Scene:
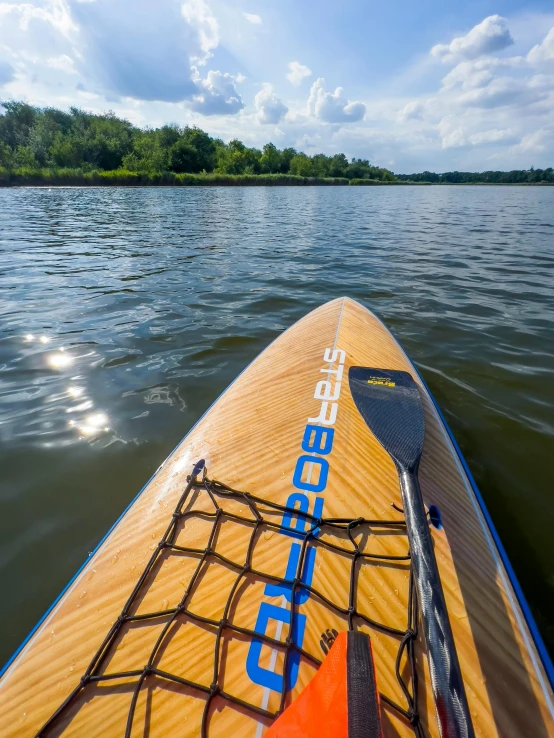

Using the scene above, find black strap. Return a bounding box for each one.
[347,631,382,738]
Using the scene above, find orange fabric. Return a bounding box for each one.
[265,632,348,738]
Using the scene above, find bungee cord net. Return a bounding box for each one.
[38,461,425,738]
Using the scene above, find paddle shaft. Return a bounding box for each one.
[398,468,475,738]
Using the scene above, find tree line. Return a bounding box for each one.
[396,169,554,184]
[0,101,552,184]
[0,101,395,181]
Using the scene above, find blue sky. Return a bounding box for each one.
[1,0,553,172]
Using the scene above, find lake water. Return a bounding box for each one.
[0,185,553,666]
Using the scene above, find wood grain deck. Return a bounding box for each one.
[1,297,552,737]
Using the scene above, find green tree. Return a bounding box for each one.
[216,139,261,174]
[169,139,201,173]
[289,153,314,177]
[328,153,348,178]
[157,125,182,150]
[0,141,13,168]
[122,131,168,173]
[164,126,217,173]
[182,127,216,171]
[49,131,84,168]
[51,108,133,170]
[280,147,297,173]
[28,108,72,166]
[260,143,283,173]
[310,154,332,177]
[82,111,133,170]
[0,101,37,149]
[14,145,39,168]
[346,158,371,179]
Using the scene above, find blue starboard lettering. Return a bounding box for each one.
[246,348,345,694]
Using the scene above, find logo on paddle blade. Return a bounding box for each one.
[367,376,395,387]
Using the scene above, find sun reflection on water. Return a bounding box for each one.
[69,413,110,437]
[66,400,93,413]
[21,332,112,444]
[47,351,74,370]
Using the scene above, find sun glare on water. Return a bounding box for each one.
[47,351,74,370]
[70,412,110,436]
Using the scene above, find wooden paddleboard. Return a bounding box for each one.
[1,297,553,737]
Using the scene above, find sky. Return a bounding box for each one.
[1,0,554,172]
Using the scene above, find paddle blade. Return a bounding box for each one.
[348,367,425,472]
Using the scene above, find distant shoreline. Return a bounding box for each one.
[1,171,553,188]
[2,103,553,188]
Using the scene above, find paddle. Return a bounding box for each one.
[349,367,475,738]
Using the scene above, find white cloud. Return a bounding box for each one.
[0,0,231,106]
[468,128,515,145]
[0,0,82,99]
[181,0,219,64]
[46,54,76,73]
[68,0,200,102]
[0,1,77,58]
[398,100,424,121]
[254,83,288,124]
[287,61,311,86]
[437,116,466,148]
[437,119,520,151]
[243,12,261,25]
[190,67,244,115]
[440,57,525,91]
[391,20,554,165]
[307,78,365,123]
[458,75,548,109]
[509,127,553,154]
[432,15,514,63]
[528,26,554,64]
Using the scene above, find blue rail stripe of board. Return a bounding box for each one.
[416,367,554,692]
